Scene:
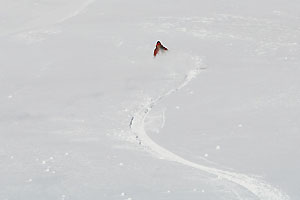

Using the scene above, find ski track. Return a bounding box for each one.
[57,0,95,23]
[1,0,95,38]
[130,56,290,200]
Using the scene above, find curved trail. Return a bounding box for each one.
[57,0,95,23]
[0,0,95,38]
[130,56,289,200]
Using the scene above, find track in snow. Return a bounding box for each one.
[130,56,289,200]
[57,0,95,23]
[1,0,95,39]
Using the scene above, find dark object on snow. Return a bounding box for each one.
[154,41,168,57]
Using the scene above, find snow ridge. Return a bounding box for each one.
[130,56,289,200]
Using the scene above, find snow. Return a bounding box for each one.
[1,0,300,200]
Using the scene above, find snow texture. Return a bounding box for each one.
[1,0,300,200]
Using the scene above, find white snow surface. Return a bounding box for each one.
[1,0,300,200]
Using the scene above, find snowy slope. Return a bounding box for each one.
[0,0,300,200]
